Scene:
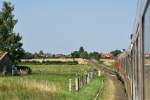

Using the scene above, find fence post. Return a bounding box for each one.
[98,70,101,76]
[83,74,86,85]
[89,72,92,80]
[91,72,94,79]
[94,71,97,78]
[84,71,87,85]
[75,78,79,91]
[69,79,72,92]
[87,73,90,84]
[80,76,83,88]
[78,78,81,89]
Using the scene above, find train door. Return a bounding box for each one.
[143,1,150,100]
[135,41,139,100]
[137,33,142,100]
[132,45,136,100]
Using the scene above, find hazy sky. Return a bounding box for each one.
[144,3,150,53]
[0,0,137,54]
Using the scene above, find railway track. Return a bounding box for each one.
[88,59,115,76]
[89,60,128,100]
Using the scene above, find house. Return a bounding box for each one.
[0,51,13,75]
[101,53,113,59]
[65,54,72,58]
[145,53,150,57]
[55,54,66,58]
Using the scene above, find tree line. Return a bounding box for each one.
[71,46,100,60]
[22,46,122,61]
[22,47,101,60]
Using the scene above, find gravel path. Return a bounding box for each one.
[89,60,128,100]
[100,74,128,100]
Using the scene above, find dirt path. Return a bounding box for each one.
[145,65,150,100]
[89,60,128,100]
[100,74,128,100]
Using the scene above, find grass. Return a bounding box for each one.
[145,65,150,100]
[20,61,78,65]
[99,77,115,100]
[145,57,150,59]
[29,64,90,75]
[103,62,114,70]
[0,64,104,100]
[67,76,104,100]
[0,78,58,100]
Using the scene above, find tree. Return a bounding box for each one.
[80,51,89,59]
[71,46,90,59]
[0,2,24,63]
[79,46,84,53]
[110,50,122,57]
[39,50,44,56]
[79,46,88,59]
[89,52,100,60]
[71,51,80,59]
[23,52,33,59]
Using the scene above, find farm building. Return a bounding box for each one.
[100,53,113,59]
[145,53,150,57]
[0,51,13,75]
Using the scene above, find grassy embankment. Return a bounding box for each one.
[0,64,104,100]
[145,58,150,100]
[101,59,114,70]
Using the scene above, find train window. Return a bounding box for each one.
[144,2,150,100]
[125,57,128,75]
[136,36,140,99]
[127,56,131,78]
[123,58,125,70]
[131,46,136,100]
[125,57,128,74]
[123,58,125,72]
[121,59,124,69]
[121,58,124,69]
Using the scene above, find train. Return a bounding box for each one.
[115,0,150,100]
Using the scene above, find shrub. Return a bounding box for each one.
[16,66,32,74]
[20,61,78,65]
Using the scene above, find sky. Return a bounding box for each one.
[0,0,137,54]
[144,3,150,53]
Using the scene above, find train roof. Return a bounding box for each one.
[118,0,149,60]
[132,0,149,34]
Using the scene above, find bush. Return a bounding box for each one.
[16,66,32,74]
[20,61,78,65]
[115,71,124,84]
[145,56,150,59]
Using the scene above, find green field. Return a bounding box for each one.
[0,64,104,100]
[103,62,114,70]
[145,65,150,100]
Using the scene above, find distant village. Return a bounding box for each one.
[1,47,150,76]
[0,49,114,75]
[22,51,113,59]
[21,51,114,65]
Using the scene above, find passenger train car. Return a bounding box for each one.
[115,0,150,100]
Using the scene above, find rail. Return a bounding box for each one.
[88,60,115,75]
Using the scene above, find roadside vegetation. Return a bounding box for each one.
[145,56,150,59]
[0,64,104,100]
[103,61,114,70]
[20,61,78,65]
